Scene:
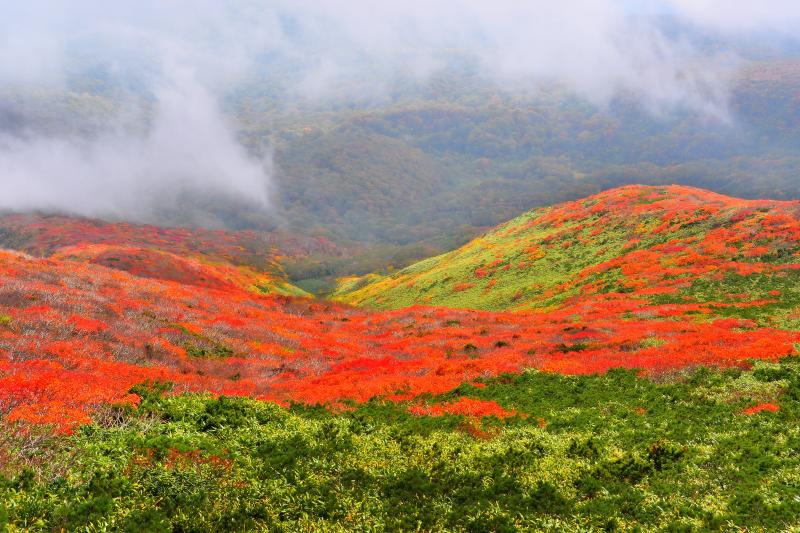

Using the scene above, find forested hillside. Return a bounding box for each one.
[256,60,800,247]
[6,60,800,258]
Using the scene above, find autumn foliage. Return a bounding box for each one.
[742,402,780,415]
[1,185,800,432]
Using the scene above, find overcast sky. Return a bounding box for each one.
[3,1,798,103]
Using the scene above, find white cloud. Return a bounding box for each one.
[0,71,271,220]
[0,0,797,219]
[0,0,740,109]
[664,0,800,33]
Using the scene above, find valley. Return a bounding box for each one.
[2,186,800,529]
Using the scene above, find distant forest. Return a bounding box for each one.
[5,58,800,286]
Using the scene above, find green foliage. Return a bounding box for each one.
[169,322,237,359]
[183,342,233,359]
[4,359,800,530]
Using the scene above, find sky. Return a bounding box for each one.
[0,0,798,222]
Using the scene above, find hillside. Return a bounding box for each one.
[245,59,800,248]
[3,188,800,529]
[5,239,797,428]
[0,214,335,296]
[10,60,800,254]
[334,185,800,325]
[1,186,798,428]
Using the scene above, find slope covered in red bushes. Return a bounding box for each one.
[0,214,340,295]
[1,185,800,432]
[0,214,341,264]
[335,185,800,320]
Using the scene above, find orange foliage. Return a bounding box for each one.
[742,402,780,415]
[409,397,517,418]
[2,186,800,431]
[69,315,108,333]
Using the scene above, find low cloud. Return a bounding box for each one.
[664,0,800,34]
[0,71,271,221]
[0,1,798,221]
[0,1,756,111]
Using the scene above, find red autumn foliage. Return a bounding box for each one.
[742,403,780,415]
[1,242,796,431]
[1,185,800,431]
[408,397,517,418]
[0,213,342,265]
[69,315,108,333]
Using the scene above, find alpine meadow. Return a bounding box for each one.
[4,2,800,532]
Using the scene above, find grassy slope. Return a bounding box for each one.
[334,185,800,326]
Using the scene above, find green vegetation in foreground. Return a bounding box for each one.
[3,359,800,531]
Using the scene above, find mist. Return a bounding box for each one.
[0,72,271,223]
[665,1,800,34]
[1,1,798,222]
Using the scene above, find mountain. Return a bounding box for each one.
[10,59,800,255]
[334,185,800,325]
[2,185,798,430]
[253,58,800,247]
[3,186,800,530]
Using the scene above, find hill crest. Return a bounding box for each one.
[333,184,800,323]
